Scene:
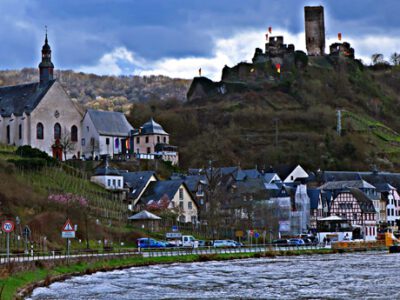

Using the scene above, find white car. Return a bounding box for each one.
[213,240,237,247]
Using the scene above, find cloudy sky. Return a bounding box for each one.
[1,0,400,80]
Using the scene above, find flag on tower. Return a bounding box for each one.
[338,33,342,41]
[268,26,272,34]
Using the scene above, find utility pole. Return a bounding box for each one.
[273,118,279,147]
[336,109,342,136]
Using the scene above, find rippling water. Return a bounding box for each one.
[29,252,400,299]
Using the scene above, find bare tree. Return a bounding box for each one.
[59,128,76,160]
[371,53,384,65]
[390,52,400,66]
[90,137,100,160]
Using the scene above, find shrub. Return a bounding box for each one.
[8,158,47,170]
[15,145,57,165]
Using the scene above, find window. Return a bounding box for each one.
[147,147,151,154]
[81,138,85,146]
[112,179,116,187]
[388,208,391,216]
[86,126,89,132]
[200,198,204,205]
[145,136,149,143]
[106,138,110,145]
[118,179,121,187]
[179,201,184,209]
[191,216,197,224]
[157,136,160,143]
[108,179,111,187]
[163,136,167,143]
[136,137,140,144]
[179,188,184,200]
[19,124,22,140]
[188,201,193,210]
[71,125,78,142]
[36,123,44,140]
[6,125,10,144]
[54,123,61,139]
[179,215,185,223]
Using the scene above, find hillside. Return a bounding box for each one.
[0,68,191,113]
[128,56,400,171]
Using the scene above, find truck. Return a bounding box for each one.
[165,232,199,248]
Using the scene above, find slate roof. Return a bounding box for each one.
[319,180,376,191]
[0,80,55,117]
[122,171,156,200]
[94,166,121,176]
[86,109,133,136]
[140,180,197,207]
[170,174,207,193]
[307,189,321,210]
[322,171,362,182]
[268,164,297,181]
[347,188,376,213]
[139,118,168,135]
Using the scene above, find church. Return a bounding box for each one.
[0,34,179,164]
[0,34,83,160]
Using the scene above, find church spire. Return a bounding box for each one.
[39,26,54,85]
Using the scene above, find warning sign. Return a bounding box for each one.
[62,219,75,239]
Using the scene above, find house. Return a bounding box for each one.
[139,180,199,223]
[81,109,133,159]
[90,163,124,190]
[122,171,158,211]
[270,164,309,183]
[132,118,179,165]
[319,180,378,240]
[0,34,83,160]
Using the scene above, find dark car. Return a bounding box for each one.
[272,239,289,246]
[137,238,166,248]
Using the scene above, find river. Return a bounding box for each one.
[28,252,400,299]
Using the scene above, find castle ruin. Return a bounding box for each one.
[305,6,325,56]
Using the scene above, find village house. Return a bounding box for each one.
[122,171,158,211]
[0,34,83,160]
[139,180,199,223]
[318,180,378,240]
[90,163,125,190]
[132,118,179,165]
[81,109,133,160]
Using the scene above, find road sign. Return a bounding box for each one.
[172,225,178,232]
[2,220,15,233]
[254,232,260,238]
[62,231,76,238]
[23,226,31,238]
[235,230,244,238]
[166,232,182,239]
[62,219,75,239]
[62,219,74,232]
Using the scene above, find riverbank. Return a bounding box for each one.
[0,248,371,300]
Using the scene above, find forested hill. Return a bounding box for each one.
[0,68,191,113]
[128,57,400,172]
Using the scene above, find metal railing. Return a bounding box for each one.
[0,243,334,265]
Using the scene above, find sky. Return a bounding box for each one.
[1,0,400,80]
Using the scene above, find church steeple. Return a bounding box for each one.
[39,27,54,85]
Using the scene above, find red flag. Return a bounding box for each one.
[338,33,342,41]
[268,26,272,34]
[276,63,281,73]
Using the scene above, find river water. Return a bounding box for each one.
[29,252,400,299]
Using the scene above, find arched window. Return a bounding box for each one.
[71,125,78,142]
[37,123,44,140]
[54,123,61,140]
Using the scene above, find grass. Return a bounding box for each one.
[0,248,337,300]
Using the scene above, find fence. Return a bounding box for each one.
[0,244,327,265]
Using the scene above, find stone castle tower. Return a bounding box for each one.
[305,6,325,56]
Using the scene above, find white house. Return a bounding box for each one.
[139,180,199,223]
[81,109,133,159]
[90,164,125,190]
[0,34,83,160]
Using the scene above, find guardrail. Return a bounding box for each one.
[0,244,330,265]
